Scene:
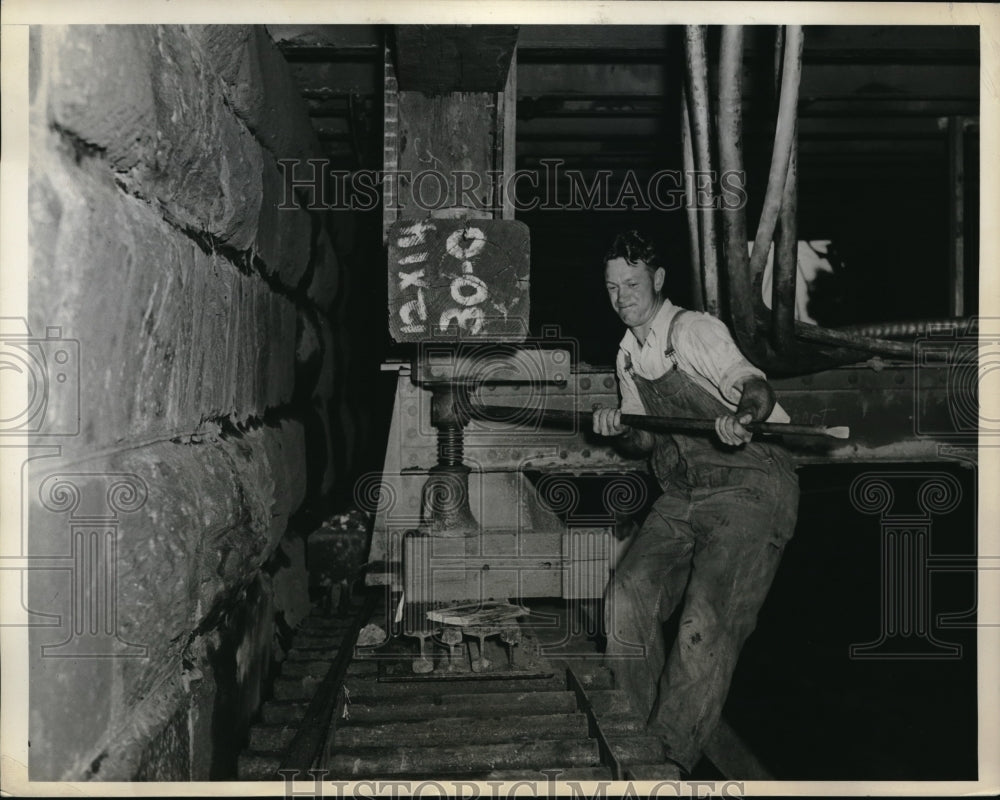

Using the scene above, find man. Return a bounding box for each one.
[593,230,799,773]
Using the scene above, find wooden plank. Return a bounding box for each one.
[426,600,529,627]
[625,763,682,780]
[393,25,519,93]
[268,24,382,59]
[794,24,978,60]
[343,677,566,701]
[518,63,666,97]
[289,61,380,96]
[326,738,600,776]
[336,713,591,748]
[488,766,613,780]
[516,25,669,55]
[402,529,577,603]
[798,63,979,100]
[395,91,499,216]
[387,218,530,342]
[516,62,975,101]
[500,48,518,220]
[343,691,580,723]
[703,716,774,780]
[518,116,664,138]
[798,98,978,117]
[518,96,665,119]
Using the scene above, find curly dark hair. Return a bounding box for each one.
[604,230,659,269]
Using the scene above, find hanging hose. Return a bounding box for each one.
[684,26,720,317]
[680,85,704,311]
[696,24,927,372]
[717,25,756,352]
[794,323,915,358]
[747,26,803,289]
[772,137,798,355]
[771,27,798,355]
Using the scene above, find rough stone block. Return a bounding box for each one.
[247,27,327,162]
[295,309,321,370]
[255,153,314,289]
[256,421,309,549]
[272,535,311,630]
[196,25,324,163]
[306,226,341,310]
[46,25,263,250]
[26,420,305,779]
[28,136,296,446]
[134,705,190,780]
[309,313,338,496]
[189,25,258,117]
[28,643,116,780]
[43,25,156,172]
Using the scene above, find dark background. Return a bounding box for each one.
[727,461,978,781]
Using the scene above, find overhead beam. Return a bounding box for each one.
[268,24,382,60]
[290,61,380,97]
[392,25,519,93]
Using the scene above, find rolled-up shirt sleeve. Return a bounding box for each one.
[616,349,645,415]
[673,313,766,404]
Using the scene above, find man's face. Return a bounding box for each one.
[605,257,664,328]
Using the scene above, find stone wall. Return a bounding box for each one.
[25,25,359,780]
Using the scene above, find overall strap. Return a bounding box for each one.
[664,309,689,356]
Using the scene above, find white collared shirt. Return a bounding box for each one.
[616,298,790,423]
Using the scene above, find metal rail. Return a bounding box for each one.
[278,591,379,776]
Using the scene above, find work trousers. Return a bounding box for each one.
[604,463,798,771]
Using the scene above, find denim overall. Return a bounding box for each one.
[604,313,799,771]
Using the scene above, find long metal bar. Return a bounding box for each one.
[835,317,972,339]
[278,592,378,776]
[468,403,849,439]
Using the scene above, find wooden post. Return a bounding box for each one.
[384,26,519,237]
